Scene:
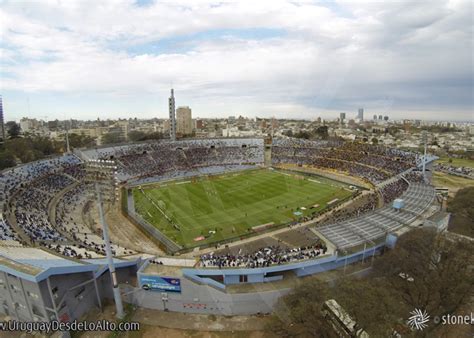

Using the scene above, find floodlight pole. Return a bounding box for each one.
[96,181,125,319]
[371,245,376,266]
[343,250,348,274]
[422,131,427,182]
[361,242,367,263]
[65,122,71,153]
[88,159,125,320]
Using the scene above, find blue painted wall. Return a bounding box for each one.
[182,243,386,287]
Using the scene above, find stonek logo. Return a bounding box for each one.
[407,308,430,330]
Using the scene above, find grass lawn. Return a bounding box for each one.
[436,157,474,169]
[133,169,352,248]
[432,171,474,196]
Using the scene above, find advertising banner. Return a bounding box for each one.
[140,275,181,292]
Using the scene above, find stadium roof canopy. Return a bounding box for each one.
[0,246,139,283]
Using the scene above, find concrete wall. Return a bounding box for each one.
[0,265,137,322]
[129,244,385,315]
[47,271,99,322]
[0,272,49,321]
[124,277,288,315]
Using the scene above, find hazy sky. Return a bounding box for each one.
[1,0,473,122]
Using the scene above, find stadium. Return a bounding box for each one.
[0,137,440,321]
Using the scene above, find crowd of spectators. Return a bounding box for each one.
[43,243,95,259]
[318,193,378,226]
[434,163,473,178]
[83,139,264,180]
[0,155,81,206]
[0,138,427,265]
[272,138,416,184]
[200,243,328,268]
[403,171,425,183]
[13,173,77,243]
[79,138,418,186]
[0,152,139,259]
[0,219,17,241]
[378,179,409,204]
[55,183,135,257]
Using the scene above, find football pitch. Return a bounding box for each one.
[132,169,353,248]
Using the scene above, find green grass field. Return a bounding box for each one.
[437,157,474,169]
[433,171,474,195]
[132,169,353,248]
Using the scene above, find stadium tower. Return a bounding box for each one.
[168,89,177,141]
[0,96,5,142]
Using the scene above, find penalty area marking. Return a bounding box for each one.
[175,181,191,185]
[309,179,321,183]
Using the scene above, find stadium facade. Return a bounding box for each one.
[0,137,441,320]
[0,246,139,322]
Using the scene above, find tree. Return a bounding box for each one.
[0,149,16,170]
[6,137,41,163]
[48,119,59,131]
[128,130,146,142]
[334,277,406,336]
[68,133,96,148]
[33,136,58,156]
[386,126,400,136]
[371,137,378,145]
[447,187,474,237]
[373,228,474,334]
[315,126,329,140]
[294,130,311,139]
[4,136,61,163]
[270,228,473,337]
[268,279,335,337]
[144,132,165,140]
[5,121,21,138]
[101,132,124,145]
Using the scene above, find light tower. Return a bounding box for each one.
[65,120,71,153]
[168,89,176,141]
[0,96,5,142]
[85,160,124,319]
[422,131,428,182]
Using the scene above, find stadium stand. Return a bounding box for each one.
[271,138,417,184]
[1,138,435,263]
[0,137,442,320]
[317,183,435,249]
[78,138,265,181]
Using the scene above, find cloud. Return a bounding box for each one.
[0,0,472,121]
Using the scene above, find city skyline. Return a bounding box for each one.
[1,0,472,122]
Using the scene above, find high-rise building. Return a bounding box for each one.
[116,120,130,140]
[358,108,364,121]
[176,106,193,135]
[340,112,346,124]
[168,89,176,141]
[195,119,204,130]
[0,96,5,142]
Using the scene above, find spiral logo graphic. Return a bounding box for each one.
[407,309,430,330]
